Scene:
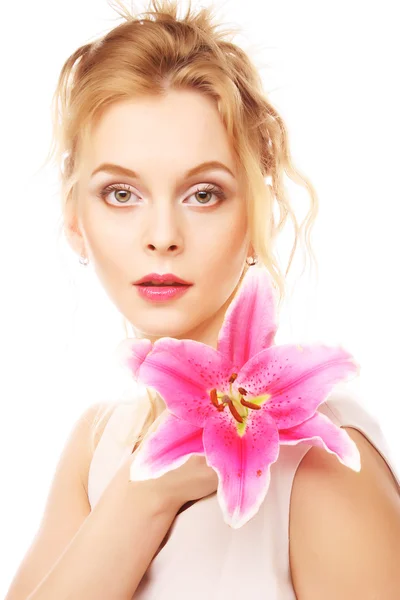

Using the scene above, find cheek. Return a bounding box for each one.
[81,208,136,264]
[193,204,248,250]
[194,211,248,284]
[211,210,248,259]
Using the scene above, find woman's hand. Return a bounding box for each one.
[130,411,219,513]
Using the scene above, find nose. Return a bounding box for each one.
[143,201,184,258]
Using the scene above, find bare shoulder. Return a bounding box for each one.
[289,427,400,599]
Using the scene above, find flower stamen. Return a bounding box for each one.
[210,388,219,408]
[240,398,262,410]
[238,386,248,395]
[227,399,244,423]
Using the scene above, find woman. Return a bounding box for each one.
[6,1,400,598]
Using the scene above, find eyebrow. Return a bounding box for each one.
[90,160,236,180]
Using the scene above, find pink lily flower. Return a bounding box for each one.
[117,267,361,529]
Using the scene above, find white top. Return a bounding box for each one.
[88,386,400,599]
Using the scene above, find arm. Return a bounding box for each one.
[28,457,178,600]
[289,426,400,599]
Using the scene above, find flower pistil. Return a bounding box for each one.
[209,372,270,426]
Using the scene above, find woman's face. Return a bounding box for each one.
[73,89,251,348]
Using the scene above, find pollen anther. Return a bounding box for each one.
[210,388,219,408]
[240,398,261,410]
[228,400,244,423]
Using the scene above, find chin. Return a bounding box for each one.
[131,311,201,341]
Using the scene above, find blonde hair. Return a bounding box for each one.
[42,0,320,454]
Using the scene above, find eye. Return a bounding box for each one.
[98,183,139,206]
[185,184,227,206]
[97,182,227,207]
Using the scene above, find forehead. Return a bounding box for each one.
[83,89,237,176]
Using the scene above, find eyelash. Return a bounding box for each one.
[97,183,227,207]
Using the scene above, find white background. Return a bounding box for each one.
[1,0,399,595]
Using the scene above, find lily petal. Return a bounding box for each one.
[115,337,153,379]
[279,410,361,471]
[137,337,233,428]
[217,267,278,370]
[202,408,280,529]
[130,410,204,481]
[236,343,360,429]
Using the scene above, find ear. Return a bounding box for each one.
[63,199,86,259]
[246,242,256,259]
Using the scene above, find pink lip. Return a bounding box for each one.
[135,284,191,303]
[134,272,192,285]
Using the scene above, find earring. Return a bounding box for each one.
[246,255,258,266]
[79,254,89,266]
